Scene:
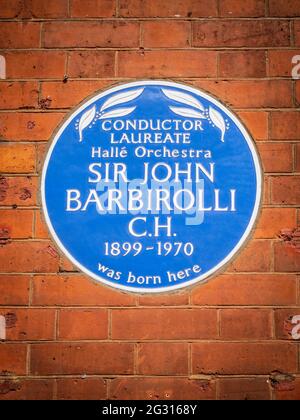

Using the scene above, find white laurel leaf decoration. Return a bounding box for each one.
[99,107,136,119]
[78,105,96,142]
[209,107,226,142]
[162,89,205,112]
[100,88,144,112]
[169,106,206,119]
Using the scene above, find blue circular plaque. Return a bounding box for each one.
[42,81,262,293]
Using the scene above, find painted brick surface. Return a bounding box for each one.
[0,0,299,401]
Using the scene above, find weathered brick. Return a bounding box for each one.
[191,274,297,306]
[193,20,290,47]
[219,0,265,17]
[23,0,68,18]
[220,309,273,340]
[0,379,53,400]
[32,274,136,306]
[31,343,134,375]
[119,0,218,17]
[269,0,300,17]
[137,343,188,375]
[143,21,190,48]
[237,112,268,140]
[0,82,38,110]
[138,292,189,306]
[271,112,300,140]
[0,0,23,18]
[269,50,300,77]
[5,52,66,79]
[111,309,217,340]
[58,309,108,340]
[44,22,140,48]
[274,378,300,400]
[118,51,217,78]
[0,275,30,305]
[254,208,297,239]
[34,211,50,239]
[219,51,267,78]
[0,242,59,273]
[0,176,38,206]
[0,144,36,173]
[274,309,300,340]
[0,22,40,49]
[295,143,300,172]
[192,343,297,375]
[57,378,107,400]
[0,113,64,141]
[0,344,27,375]
[228,240,272,272]
[274,242,300,272]
[0,209,33,239]
[70,0,116,17]
[218,378,271,400]
[0,308,55,340]
[258,143,293,173]
[68,52,115,78]
[272,176,300,205]
[109,378,216,400]
[295,22,300,46]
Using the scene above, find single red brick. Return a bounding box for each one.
[111,308,217,340]
[263,177,271,205]
[0,176,38,206]
[192,343,297,375]
[228,240,272,272]
[269,0,300,17]
[295,143,300,171]
[0,144,36,173]
[295,22,300,46]
[191,274,297,306]
[138,292,189,306]
[5,51,66,79]
[41,81,113,109]
[0,22,40,49]
[31,343,134,375]
[0,82,38,110]
[219,0,265,17]
[237,111,268,140]
[57,378,107,400]
[0,308,55,340]
[0,209,33,239]
[0,344,27,375]
[220,309,273,340]
[44,22,140,48]
[32,274,136,306]
[272,176,300,205]
[23,0,68,18]
[0,379,53,400]
[68,52,115,78]
[59,256,78,273]
[36,143,47,174]
[0,241,59,273]
[219,51,266,78]
[193,80,291,109]
[269,50,300,77]
[109,377,216,400]
[138,343,188,375]
[119,0,218,17]
[58,309,108,340]
[271,112,300,140]
[218,378,271,400]
[193,20,290,47]
[274,309,300,340]
[258,143,293,173]
[0,0,23,18]
[70,0,116,17]
[274,378,300,400]
[143,21,190,48]
[34,211,50,239]
[0,112,64,141]
[118,51,217,78]
[0,275,30,305]
[274,242,300,272]
[254,208,297,239]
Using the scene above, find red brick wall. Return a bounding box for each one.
[0,0,300,400]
